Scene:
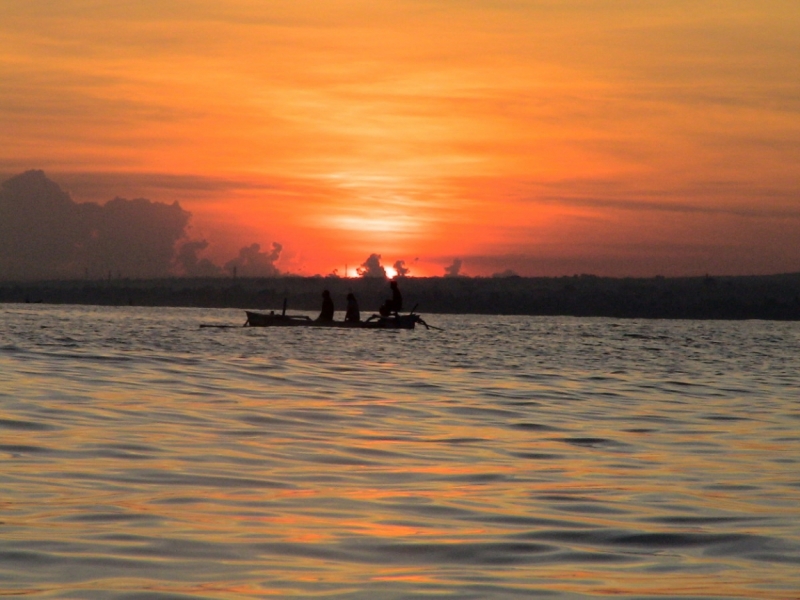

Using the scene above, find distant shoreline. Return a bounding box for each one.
[3,273,800,320]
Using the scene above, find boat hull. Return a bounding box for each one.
[245,311,418,329]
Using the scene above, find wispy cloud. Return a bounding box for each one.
[1,1,798,276]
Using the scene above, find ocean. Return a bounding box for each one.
[1,304,799,599]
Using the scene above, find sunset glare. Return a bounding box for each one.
[1,1,798,278]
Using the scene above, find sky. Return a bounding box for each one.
[1,0,799,278]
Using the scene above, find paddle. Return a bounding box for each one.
[408,304,443,330]
[418,318,444,331]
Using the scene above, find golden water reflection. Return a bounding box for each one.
[1,306,799,598]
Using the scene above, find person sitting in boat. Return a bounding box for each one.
[378,280,403,317]
[317,290,334,322]
[345,292,360,322]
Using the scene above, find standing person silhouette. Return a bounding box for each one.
[317,290,334,322]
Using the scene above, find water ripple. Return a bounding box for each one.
[1,305,799,598]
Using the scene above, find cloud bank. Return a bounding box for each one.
[0,171,282,281]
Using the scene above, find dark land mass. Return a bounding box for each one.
[3,273,800,320]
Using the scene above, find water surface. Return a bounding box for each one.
[1,304,799,598]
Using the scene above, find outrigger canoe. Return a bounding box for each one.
[244,311,431,330]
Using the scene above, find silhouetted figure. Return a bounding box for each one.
[317,290,334,321]
[379,280,403,317]
[345,292,360,322]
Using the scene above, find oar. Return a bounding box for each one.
[407,304,443,330]
[418,318,444,331]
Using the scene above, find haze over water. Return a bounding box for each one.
[1,304,799,599]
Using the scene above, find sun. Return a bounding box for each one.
[385,266,398,279]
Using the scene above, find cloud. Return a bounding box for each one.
[224,242,283,277]
[0,170,286,281]
[536,193,800,219]
[444,258,463,277]
[393,259,410,277]
[0,170,190,280]
[49,171,280,206]
[176,240,223,277]
[84,196,191,279]
[357,253,387,278]
[0,170,88,280]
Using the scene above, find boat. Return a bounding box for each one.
[244,311,431,330]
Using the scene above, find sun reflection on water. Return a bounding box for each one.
[1,305,799,598]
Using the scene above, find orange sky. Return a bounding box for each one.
[1,1,798,277]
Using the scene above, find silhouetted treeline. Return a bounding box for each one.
[3,273,800,320]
